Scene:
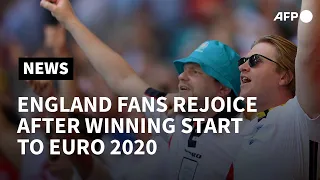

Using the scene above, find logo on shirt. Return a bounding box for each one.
[185,149,202,159]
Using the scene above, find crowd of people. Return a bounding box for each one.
[0,0,302,106]
[0,0,319,180]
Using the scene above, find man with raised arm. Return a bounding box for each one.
[167,2,320,180]
[30,0,250,180]
[35,0,320,179]
[227,2,320,179]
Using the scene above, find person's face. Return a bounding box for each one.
[239,42,283,100]
[178,63,226,100]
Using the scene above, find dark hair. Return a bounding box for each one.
[252,35,297,96]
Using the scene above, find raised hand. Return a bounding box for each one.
[40,0,77,29]
[26,80,55,98]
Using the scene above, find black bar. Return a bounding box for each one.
[18,57,74,80]
[309,140,318,180]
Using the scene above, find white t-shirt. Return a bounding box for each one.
[143,93,249,180]
[234,96,320,180]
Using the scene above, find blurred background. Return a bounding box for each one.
[0,0,302,107]
[0,0,317,180]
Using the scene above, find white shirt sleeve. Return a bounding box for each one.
[290,96,320,142]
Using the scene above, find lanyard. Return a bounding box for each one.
[256,104,285,122]
[257,109,271,122]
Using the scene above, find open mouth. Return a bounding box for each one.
[179,85,190,91]
[241,76,252,84]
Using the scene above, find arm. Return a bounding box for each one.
[28,26,144,179]
[40,0,149,99]
[296,0,320,119]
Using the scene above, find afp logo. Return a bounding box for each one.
[274,10,313,23]
[19,57,74,80]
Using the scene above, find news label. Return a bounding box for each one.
[18,57,74,80]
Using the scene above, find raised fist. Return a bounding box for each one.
[40,0,76,28]
[26,80,55,98]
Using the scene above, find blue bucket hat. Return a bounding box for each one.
[173,40,241,96]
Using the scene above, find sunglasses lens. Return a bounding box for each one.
[238,58,246,66]
[249,55,260,67]
[239,55,263,67]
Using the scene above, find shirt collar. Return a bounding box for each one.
[244,104,285,121]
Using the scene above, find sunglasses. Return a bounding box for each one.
[238,54,279,67]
